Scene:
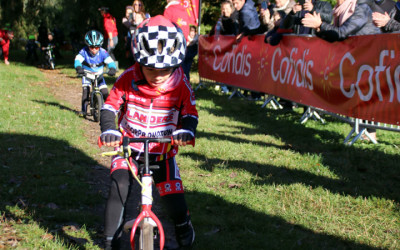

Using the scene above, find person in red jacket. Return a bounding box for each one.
[99,7,119,62]
[163,0,192,41]
[99,15,197,249]
[0,29,14,65]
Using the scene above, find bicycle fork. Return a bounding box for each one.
[130,174,165,250]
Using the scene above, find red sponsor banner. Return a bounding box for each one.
[198,34,400,125]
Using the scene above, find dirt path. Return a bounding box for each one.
[39,68,178,249]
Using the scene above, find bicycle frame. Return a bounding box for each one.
[83,71,103,100]
[99,136,173,250]
[124,137,169,250]
[81,71,104,122]
[43,45,55,69]
[98,135,194,249]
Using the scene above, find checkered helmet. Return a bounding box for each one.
[85,30,104,47]
[132,15,186,69]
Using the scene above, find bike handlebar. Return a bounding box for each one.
[126,137,172,144]
[97,136,173,148]
[77,72,114,78]
[97,136,194,149]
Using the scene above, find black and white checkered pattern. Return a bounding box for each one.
[133,25,186,68]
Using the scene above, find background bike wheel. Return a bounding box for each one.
[50,60,55,70]
[92,94,103,122]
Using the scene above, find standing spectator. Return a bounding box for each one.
[264,0,332,110]
[99,7,119,64]
[25,35,39,65]
[372,0,400,32]
[182,25,199,81]
[122,5,136,60]
[302,0,381,141]
[37,23,48,48]
[210,0,239,36]
[233,0,264,42]
[164,0,198,82]
[260,0,296,33]
[0,29,14,65]
[302,0,381,41]
[209,0,239,94]
[132,0,150,24]
[122,1,150,62]
[232,0,264,100]
[283,0,333,35]
[52,25,64,58]
[164,0,192,41]
[37,23,49,67]
[70,25,81,54]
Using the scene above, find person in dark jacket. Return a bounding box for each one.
[372,0,400,32]
[284,0,333,35]
[302,0,381,141]
[210,0,239,36]
[265,0,333,45]
[301,0,381,42]
[233,0,264,41]
[233,0,265,100]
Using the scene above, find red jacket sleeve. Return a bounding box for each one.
[0,30,10,60]
[179,77,198,133]
[103,14,118,38]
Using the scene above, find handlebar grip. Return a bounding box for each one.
[97,136,123,148]
[98,137,103,148]
[170,136,195,147]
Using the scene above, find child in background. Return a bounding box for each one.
[74,30,117,116]
[99,15,198,249]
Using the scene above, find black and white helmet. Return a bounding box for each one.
[132,15,186,69]
[84,30,104,47]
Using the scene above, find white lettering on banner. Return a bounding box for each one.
[271,48,313,90]
[212,44,252,76]
[339,50,400,102]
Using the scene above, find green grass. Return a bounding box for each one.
[1,51,399,249]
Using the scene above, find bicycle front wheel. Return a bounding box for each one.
[140,220,154,250]
[49,59,55,70]
[92,93,103,122]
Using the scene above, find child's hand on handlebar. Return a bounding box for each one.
[108,68,117,76]
[172,129,194,146]
[76,66,84,75]
[100,130,122,147]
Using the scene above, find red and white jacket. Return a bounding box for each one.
[0,29,11,60]
[102,13,118,39]
[101,63,198,159]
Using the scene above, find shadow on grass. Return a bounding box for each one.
[0,133,379,249]
[33,100,79,114]
[187,190,378,249]
[32,100,101,124]
[194,88,400,203]
[0,133,109,249]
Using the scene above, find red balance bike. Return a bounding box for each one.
[99,136,190,249]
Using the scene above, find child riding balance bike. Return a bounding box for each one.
[98,15,198,249]
[74,30,117,117]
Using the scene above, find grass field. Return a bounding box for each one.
[0,52,399,249]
